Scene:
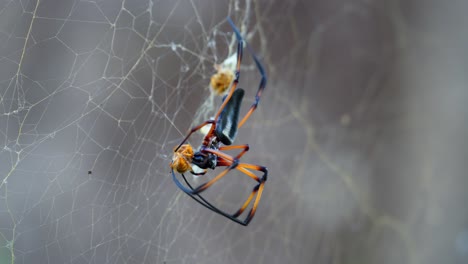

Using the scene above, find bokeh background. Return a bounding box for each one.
[1,0,467,263]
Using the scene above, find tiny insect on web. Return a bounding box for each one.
[210,53,237,96]
[170,17,267,226]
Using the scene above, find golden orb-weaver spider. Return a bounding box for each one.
[170,17,267,226]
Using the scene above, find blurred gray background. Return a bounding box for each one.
[1,0,467,263]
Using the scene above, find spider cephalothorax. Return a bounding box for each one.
[192,151,217,171]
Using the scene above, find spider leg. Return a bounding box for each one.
[174,147,268,225]
[197,161,267,225]
[237,70,266,128]
[236,45,266,128]
[219,144,250,159]
[232,184,258,218]
[175,171,252,226]
[192,161,236,193]
[213,18,244,122]
[172,160,267,226]
[226,17,267,129]
[175,120,215,152]
[195,147,261,191]
[234,163,268,224]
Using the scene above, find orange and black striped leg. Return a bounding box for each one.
[172,159,267,226]
[233,163,268,224]
[232,184,259,218]
[226,17,267,129]
[236,54,266,128]
[201,149,267,224]
[176,171,252,226]
[191,159,238,193]
[211,162,267,224]
[195,147,259,191]
[219,144,250,159]
[237,72,266,128]
[175,120,215,151]
[214,18,244,122]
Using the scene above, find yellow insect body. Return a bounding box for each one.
[210,67,234,95]
[170,144,194,174]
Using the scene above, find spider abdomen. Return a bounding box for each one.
[216,88,244,145]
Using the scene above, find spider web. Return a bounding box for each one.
[1,0,468,263]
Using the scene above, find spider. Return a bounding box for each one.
[170,17,267,226]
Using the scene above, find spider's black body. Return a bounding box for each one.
[215,88,244,145]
